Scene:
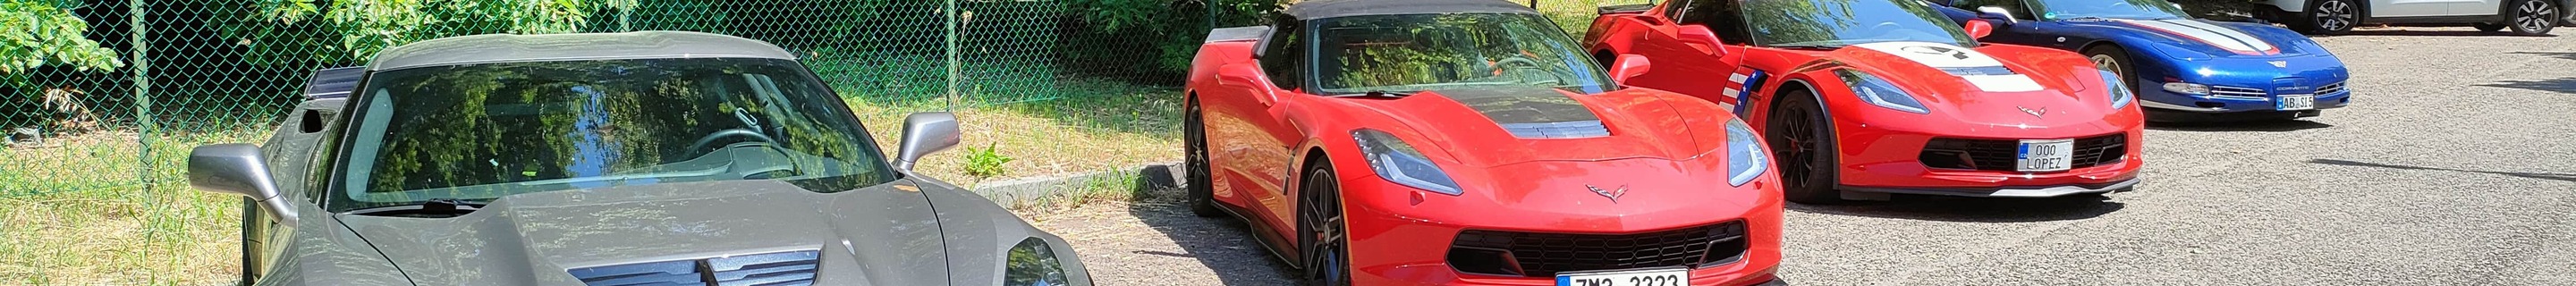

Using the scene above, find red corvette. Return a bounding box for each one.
[1182,0,1785,285]
[1583,0,2146,204]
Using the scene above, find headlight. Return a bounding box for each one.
[2100,70,2134,109]
[1004,238,1074,286]
[1352,129,1464,196]
[1835,70,1930,114]
[1722,118,1768,187]
[2161,82,2208,95]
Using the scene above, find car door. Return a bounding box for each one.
[1621,0,1748,105]
[1205,16,1307,237]
[2373,0,2457,17]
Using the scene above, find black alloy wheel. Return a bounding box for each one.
[1297,166,1352,286]
[1185,98,1224,217]
[1766,89,1848,204]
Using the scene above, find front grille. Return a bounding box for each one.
[2209,85,2268,97]
[1919,134,2127,172]
[2313,81,2346,95]
[1447,221,1750,277]
[570,250,821,286]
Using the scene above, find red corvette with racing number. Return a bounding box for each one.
[1583,0,2146,204]
[1181,0,1786,285]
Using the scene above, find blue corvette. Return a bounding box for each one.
[1933,0,2353,122]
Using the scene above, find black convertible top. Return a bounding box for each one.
[1284,0,1539,21]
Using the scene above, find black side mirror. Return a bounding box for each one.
[190,144,298,225]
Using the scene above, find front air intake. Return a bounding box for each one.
[569,249,821,286]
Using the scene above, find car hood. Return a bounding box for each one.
[333,180,953,286]
[1339,86,1733,168]
[1825,41,2123,126]
[2058,19,2332,59]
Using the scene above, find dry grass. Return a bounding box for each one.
[844,79,1185,189]
[2,130,262,285]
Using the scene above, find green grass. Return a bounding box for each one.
[843,78,1184,189]
[1,130,264,285]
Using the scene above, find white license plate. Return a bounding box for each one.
[1555,267,1690,286]
[2276,95,2315,111]
[2017,139,2074,172]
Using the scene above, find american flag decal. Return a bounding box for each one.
[1718,68,1769,117]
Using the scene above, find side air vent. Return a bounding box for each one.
[569,249,821,286]
[1499,121,1610,139]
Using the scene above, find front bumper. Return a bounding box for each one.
[1826,105,2146,198]
[1335,158,1786,286]
[1842,176,2140,198]
[2138,88,2351,114]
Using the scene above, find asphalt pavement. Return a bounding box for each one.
[1026,26,2576,285]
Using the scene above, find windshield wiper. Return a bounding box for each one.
[1333,90,1416,98]
[345,198,487,216]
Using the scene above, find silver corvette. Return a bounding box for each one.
[191,31,1092,286]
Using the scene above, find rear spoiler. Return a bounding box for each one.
[1206,26,1271,43]
[301,66,364,99]
[1597,4,1653,14]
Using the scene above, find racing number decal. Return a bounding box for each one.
[1720,67,1769,117]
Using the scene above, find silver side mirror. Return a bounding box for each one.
[894,112,962,172]
[190,143,297,225]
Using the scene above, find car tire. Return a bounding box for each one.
[2290,0,2362,35]
[1295,164,1352,286]
[2509,0,2561,35]
[1184,97,1224,217]
[2083,45,2137,91]
[1766,88,1849,205]
[237,198,259,286]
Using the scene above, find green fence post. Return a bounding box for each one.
[128,0,154,191]
[946,0,962,111]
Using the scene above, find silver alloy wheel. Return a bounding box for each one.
[2317,0,2356,31]
[2520,0,2558,32]
[2090,55,2123,72]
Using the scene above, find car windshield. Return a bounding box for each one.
[332,57,896,211]
[1310,13,1616,95]
[1742,0,1974,48]
[2030,0,2190,20]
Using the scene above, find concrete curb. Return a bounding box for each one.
[969,161,1182,206]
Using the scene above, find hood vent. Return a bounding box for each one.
[1499,121,1611,139]
[570,250,821,286]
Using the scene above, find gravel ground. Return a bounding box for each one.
[1026,27,2576,285]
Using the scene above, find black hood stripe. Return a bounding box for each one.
[1429,87,1609,139]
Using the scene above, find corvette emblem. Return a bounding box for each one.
[1899,46,1972,60]
[1584,184,1628,203]
[2019,106,2046,118]
[2268,61,2288,68]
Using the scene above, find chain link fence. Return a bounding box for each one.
[1,0,1641,282]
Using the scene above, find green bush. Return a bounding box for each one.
[963,143,1015,178]
[1062,0,1281,82]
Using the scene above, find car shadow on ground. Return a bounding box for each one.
[2308,158,2576,183]
[2476,77,2576,95]
[1121,175,1303,285]
[2508,51,2576,62]
[1788,194,2126,223]
[2147,120,2334,132]
[2334,29,2557,37]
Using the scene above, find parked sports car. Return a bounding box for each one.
[1586,0,2144,204]
[196,31,1089,286]
[1181,0,1787,284]
[2255,0,2561,35]
[1932,0,2354,122]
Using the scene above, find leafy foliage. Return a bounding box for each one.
[1063,0,1282,80]
[228,0,637,63]
[0,0,123,74]
[962,143,1013,178]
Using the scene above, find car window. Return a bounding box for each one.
[1676,0,1757,44]
[2026,0,2188,21]
[328,57,898,212]
[1309,13,1617,95]
[1259,16,1306,90]
[1741,0,1977,48]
